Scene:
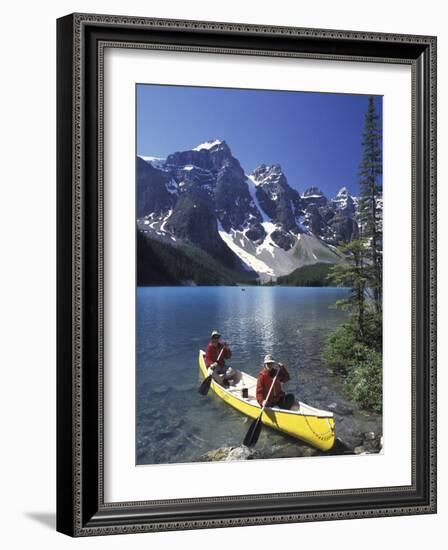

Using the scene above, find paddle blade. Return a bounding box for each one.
[243,415,263,447]
[198,375,212,396]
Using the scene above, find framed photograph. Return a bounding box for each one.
[56,13,437,536]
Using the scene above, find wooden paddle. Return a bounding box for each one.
[243,367,280,448]
[198,346,225,396]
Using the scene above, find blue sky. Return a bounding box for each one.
[136,84,382,198]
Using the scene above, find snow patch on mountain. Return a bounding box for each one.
[218,220,341,281]
[219,231,276,276]
[193,140,223,151]
[246,174,270,222]
[165,178,179,195]
[139,156,167,170]
[218,222,275,276]
[160,210,173,232]
[257,222,280,257]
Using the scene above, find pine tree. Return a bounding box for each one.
[357,96,383,314]
[327,239,370,338]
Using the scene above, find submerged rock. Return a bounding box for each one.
[331,438,352,455]
[200,447,231,461]
[327,402,354,416]
[155,430,172,441]
[343,435,363,450]
[300,446,319,458]
[200,445,259,462]
[362,432,381,452]
[225,446,255,461]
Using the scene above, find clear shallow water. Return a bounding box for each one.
[136,286,382,464]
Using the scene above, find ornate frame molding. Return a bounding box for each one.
[57,12,437,537]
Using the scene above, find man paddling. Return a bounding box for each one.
[256,355,299,410]
[205,330,234,387]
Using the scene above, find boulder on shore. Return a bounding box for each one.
[200,445,258,462]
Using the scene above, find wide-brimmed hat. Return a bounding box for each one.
[263,354,276,364]
[210,330,221,339]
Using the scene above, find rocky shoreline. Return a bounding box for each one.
[198,429,383,462]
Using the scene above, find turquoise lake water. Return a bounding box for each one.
[136,286,381,464]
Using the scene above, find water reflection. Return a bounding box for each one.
[136,286,381,465]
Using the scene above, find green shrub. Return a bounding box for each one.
[359,311,382,353]
[322,323,371,374]
[345,349,382,413]
[322,318,382,412]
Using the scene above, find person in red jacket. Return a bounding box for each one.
[205,330,234,387]
[256,355,299,410]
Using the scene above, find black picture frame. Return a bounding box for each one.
[56,13,437,537]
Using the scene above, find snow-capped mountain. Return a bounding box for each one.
[137,140,360,280]
[331,186,356,216]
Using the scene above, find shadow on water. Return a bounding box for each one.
[136,286,382,465]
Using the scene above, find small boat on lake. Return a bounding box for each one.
[198,350,335,451]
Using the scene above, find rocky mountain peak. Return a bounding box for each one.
[249,163,302,237]
[336,186,350,197]
[251,163,285,186]
[192,139,228,153]
[302,186,327,209]
[303,186,325,198]
[165,139,234,173]
[331,186,355,216]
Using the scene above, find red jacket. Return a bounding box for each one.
[256,365,290,407]
[205,342,232,368]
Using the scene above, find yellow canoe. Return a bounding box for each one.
[199,350,335,451]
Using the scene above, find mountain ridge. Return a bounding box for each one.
[137,140,368,281]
